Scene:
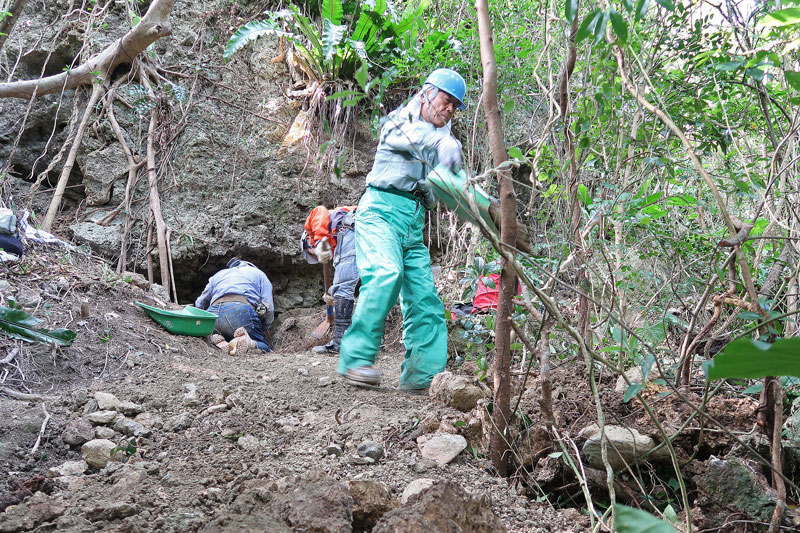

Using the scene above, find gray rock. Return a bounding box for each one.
[122,271,150,290]
[615,367,645,393]
[164,413,193,432]
[0,492,66,532]
[150,283,170,302]
[95,426,116,439]
[375,481,506,532]
[357,440,384,462]
[117,400,144,416]
[86,410,121,425]
[429,371,487,412]
[134,412,163,429]
[238,435,261,451]
[580,423,669,471]
[111,467,147,495]
[82,398,98,415]
[694,456,776,524]
[0,280,10,292]
[62,418,94,446]
[418,434,467,465]
[348,456,376,465]
[80,144,128,205]
[325,444,343,457]
[318,376,333,387]
[270,475,353,533]
[411,457,438,474]
[46,460,88,478]
[15,288,41,309]
[349,480,395,532]
[183,383,199,407]
[69,221,122,255]
[401,478,436,504]
[87,501,139,521]
[94,391,122,411]
[81,439,118,469]
[112,416,151,437]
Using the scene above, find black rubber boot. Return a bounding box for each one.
[312,297,353,354]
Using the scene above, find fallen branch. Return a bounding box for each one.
[1,386,42,401]
[0,0,177,99]
[0,347,19,365]
[29,402,50,455]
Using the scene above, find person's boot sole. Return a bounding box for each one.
[343,374,381,388]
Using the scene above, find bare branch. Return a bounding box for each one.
[0,0,176,99]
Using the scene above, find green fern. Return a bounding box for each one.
[322,19,347,63]
[223,19,290,60]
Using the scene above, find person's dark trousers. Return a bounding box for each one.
[207,301,270,352]
[313,297,353,353]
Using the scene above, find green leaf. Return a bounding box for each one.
[321,0,344,25]
[759,8,800,28]
[785,71,800,91]
[615,504,677,532]
[0,305,77,346]
[577,183,591,205]
[354,61,369,90]
[508,146,524,160]
[609,9,628,42]
[223,19,289,60]
[622,0,634,12]
[623,383,643,403]
[703,337,800,380]
[576,10,601,43]
[738,311,762,321]
[634,0,650,22]
[565,0,578,23]
[715,60,743,72]
[321,18,346,62]
[654,0,674,11]
[454,420,466,427]
[504,99,515,114]
[593,9,611,44]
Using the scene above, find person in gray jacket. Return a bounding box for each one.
[195,258,274,354]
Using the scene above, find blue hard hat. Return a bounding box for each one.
[424,68,466,110]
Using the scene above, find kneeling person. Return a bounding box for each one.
[195,257,274,354]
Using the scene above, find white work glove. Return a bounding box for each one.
[436,135,462,171]
[323,294,334,306]
[314,237,332,264]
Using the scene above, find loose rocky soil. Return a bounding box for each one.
[0,246,588,532]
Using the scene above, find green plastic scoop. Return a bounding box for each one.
[136,302,218,336]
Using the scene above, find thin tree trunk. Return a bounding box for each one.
[0,0,29,55]
[475,0,515,478]
[42,83,103,231]
[146,106,171,291]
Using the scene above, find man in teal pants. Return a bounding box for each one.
[338,68,467,391]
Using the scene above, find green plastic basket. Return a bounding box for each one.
[136,302,218,337]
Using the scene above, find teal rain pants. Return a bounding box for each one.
[337,187,447,389]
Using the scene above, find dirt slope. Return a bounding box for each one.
[0,246,587,532]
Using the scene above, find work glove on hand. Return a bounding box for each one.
[323,294,334,306]
[255,302,270,317]
[314,237,332,263]
[435,135,462,171]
